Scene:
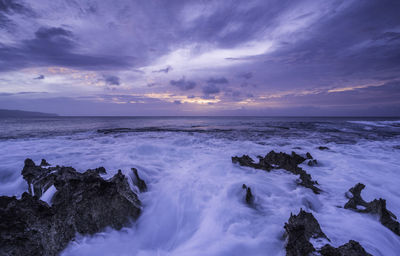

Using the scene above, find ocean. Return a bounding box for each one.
[1,117,400,255]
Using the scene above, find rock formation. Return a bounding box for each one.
[345,183,400,236]
[232,151,321,194]
[242,184,254,205]
[0,159,143,256]
[284,209,372,256]
[131,167,147,192]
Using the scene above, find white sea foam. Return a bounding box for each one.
[40,185,57,206]
[348,120,400,127]
[0,118,399,256]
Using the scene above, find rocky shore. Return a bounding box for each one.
[0,159,145,256]
[2,150,397,255]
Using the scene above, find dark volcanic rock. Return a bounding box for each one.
[242,184,254,205]
[232,154,268,170]
[307,159,318,166]
[131,168,147,192]
[232,151,321,194]
[320,240,372,256]
[0,193,58,256]
[345,183,400,236]
[40,159,50,166]
[284,209,372,256]
[306,152,313,159]
[21,158,52,196]
[284,209,328,256]
[0,159,142,256]
[318,146,330,150]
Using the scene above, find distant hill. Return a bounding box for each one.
[0,109,58,117]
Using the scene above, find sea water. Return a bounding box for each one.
[0,117,399,255]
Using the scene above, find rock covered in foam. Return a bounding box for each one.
[242,184,254,205]
[131,167,147,192]
[345,183,400,236]
[284,209,328,256]
[0,159,142,256]
[320,240,372,256]
[232,151,321,194]
[284,209,371,256]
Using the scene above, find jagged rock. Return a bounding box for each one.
[232,154,269,170]
[318,146,330,150]
[131,168,147,192]
[284,209,371,256]
[0,159,142,256]
[320,240,372,256]
[0,193,57,256]
[40,159,50,166]
[284,209,328,256]
[307,159,318,166]
[86,166,107,175]
[306,152,313,159]
[21,158,52,196]
[345,183,400,236]
[242,184,254,205]
[232,151,321,194]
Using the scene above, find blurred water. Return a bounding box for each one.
[0,117,399,255]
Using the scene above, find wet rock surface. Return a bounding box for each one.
[1,159,142,256]
[40,159,50,166]
[242,184,254,205]
[307,159,318,166]
[131,167,147,192]
[232,151,321,194]
[345,183,400,236]
[284,209,328,256]
[284,209,372,256]
[320,240,372,256]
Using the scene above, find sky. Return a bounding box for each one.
[0,0,400,116]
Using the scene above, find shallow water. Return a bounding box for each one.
[1,117,400,255]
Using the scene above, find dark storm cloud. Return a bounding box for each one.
[183,0,292,48]
[206,77,228,84]
[34,74,44,80]
[202,84,220,95]
[0,0,32,28]
[103,75,120,86]
[152,66,172,73]
[0,26,132,72]
[0,0,26,13]
[170,77,196,91]
[261,0,400,82]
[238,72,253,79]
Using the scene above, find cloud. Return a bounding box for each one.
[152,65,172,73]
[103,75,120,86]
[0,0,32,29]
[34,74,44,80]
[206,77,228,84]
[173,100,181,104]
[0,26,133,72]
[238,72,253,79]
[170,77,196,90]
[1,0,400,115]
[202,84,220,95]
